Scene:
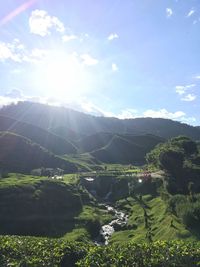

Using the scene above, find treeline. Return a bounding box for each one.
[146,136,200,234]
[146,136,200,194]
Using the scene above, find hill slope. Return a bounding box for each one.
[91,134,164,164]
[1,101,199,140]
[77,132,113,152]
[0,132,77,173]
[77,132,164,153]
[0,115,77,155]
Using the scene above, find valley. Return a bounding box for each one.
[1,102,200,266]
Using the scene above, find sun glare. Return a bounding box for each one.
[33,51,90,100]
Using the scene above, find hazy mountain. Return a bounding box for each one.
[0,115,77,155]
[0,132,77,173]
[1,102,199,141]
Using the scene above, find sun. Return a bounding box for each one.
[32,51,90,100]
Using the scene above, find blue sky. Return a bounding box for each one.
[0,0,200,125]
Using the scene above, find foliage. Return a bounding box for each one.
[0,131,77,173]
[2,101,200,140]
[91,134,164,164]
[0,236,200,267]
[168,194,200,230]
[78,240,200,267]
[0,175,82,236]
[0,236,89,267]
[146,136,198,169]
[146,136,200,194]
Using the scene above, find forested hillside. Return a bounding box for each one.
[1,102,200,140]
[0,132,77,173]
[0,115,77,155]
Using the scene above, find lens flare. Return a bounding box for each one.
[0,0,37,26]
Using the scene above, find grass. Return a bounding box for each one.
[62,205,114,242]
[62,173,79,184]
[110,196,197,244]
[1,171,198,244]
[63,228,90,242]
[0,173,79,187]
[62,153,100,171]
[0,173,47,188]
[76,205,113,225]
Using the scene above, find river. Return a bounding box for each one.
[95,204,128,245]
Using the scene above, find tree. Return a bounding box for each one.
[159,150,184,175]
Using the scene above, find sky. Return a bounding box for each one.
[0,0,200,125]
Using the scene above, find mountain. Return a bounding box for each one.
[77,132,164,152]
[0,115,77,155]
[1,102,199,140]
[77,132,114,152]
[90,134,164,164]
[0,132,77,173]
[50,125,85,141]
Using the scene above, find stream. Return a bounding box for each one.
[82,177,129,245]
[95,204,128,245]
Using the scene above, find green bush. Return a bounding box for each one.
[1,237,200,267]
[168,194,188,215]
[168,194,200,230]
[78,241,200,267]
[181,202,200,229]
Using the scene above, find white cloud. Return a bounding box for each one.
[80,54,98,66]
[0,89,25,108]
[0,95,197,125]
[143,109,185,120]
[175,84,196,95]
[194,75,200,79]
[117,109,138,119]
[62,34,78,42]
[108,33,119,41]
[0,42,21,62]
[166,8,173,18]
[5,89,23,98]
[181,94,196,101]
[112,63,118,72]
[181,116,196,124]
[17,48,48,64]
[142,109,196,125]
[0,96,19,107]
[175,85,186,95]
[0,39,49,64]
[29,9,65,37]
[186,9,195,17]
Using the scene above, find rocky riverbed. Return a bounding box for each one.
[95,205,128,245]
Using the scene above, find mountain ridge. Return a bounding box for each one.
[1,101,199,140]
[0,131,77,173]
[0,115,77,155]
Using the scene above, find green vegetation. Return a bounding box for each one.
[0,236,89,267]
[62,153,100,172]
[111,196,196,244]
[0,115,77,154]
[0,236,199,267]
[146,136,200,194]
[0,173,114,241]
[1,101,200,140]
[0,174,82,236]
[1,101,200,266]
[91,134,164,164]
[0,132,77,173]
[78,240,200,267]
